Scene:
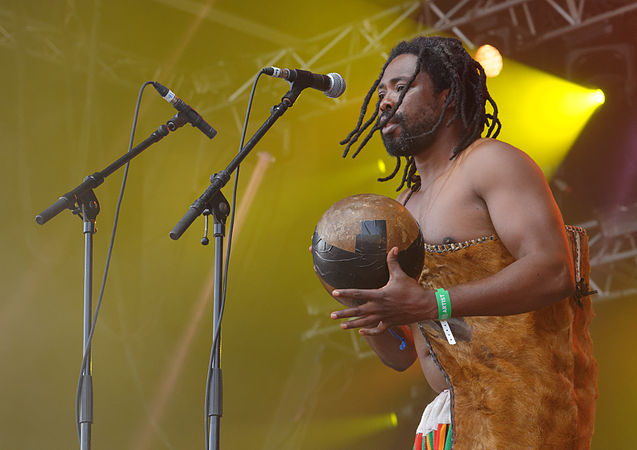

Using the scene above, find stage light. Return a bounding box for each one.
[475,44,503,78]
[389,412,398,427]
[551,86,606,119]
[566,43,635,106]
[591,88,606,106]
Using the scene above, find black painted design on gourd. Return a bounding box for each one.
[312,219,424,289]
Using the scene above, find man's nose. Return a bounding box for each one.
[380,92,395,112]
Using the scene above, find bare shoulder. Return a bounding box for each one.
[460,138,548,192]
[463,138,539,169]
[459,139,567,259]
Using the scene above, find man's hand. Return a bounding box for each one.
[329,247,435,335]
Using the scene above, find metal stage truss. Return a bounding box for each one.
[580,203,637,302]
[2,0,636,110]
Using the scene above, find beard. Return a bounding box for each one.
[380,111,440,157]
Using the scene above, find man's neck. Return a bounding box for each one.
[413,122,466,184]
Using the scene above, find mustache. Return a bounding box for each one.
[377,111,404,127]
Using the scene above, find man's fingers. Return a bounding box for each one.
[332,288,378,302]
[386,247,404,277]
[338,315,380,330]
[330,305,363,320]
[359,320,389,336]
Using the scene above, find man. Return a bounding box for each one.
[330,37,597,449]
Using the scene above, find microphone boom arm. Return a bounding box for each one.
[35,112,190,225]
[170,95,293,239]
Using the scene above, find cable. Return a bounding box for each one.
[75,80,154,442]
[203,68,267,450]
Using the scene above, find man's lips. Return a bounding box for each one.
[382,121,399,135]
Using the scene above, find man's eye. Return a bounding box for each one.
[378,92,385,100]
[396,85,406,92]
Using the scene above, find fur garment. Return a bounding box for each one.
[418,227,598,449]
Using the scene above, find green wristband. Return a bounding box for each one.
[435,288,452,320]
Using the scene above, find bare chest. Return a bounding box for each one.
[404,178,495,244]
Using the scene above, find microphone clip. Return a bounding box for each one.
[167,112,189,132]
[279,70,318,106]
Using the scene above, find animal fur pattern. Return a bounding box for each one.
[418,227,598,449]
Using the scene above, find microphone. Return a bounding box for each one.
[263,67,346,98]
[152,82,217,139]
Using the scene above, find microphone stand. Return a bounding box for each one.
[203,192,230,450]
[169,82,307,450]
[35,112,192,450]
[79,188,99,450]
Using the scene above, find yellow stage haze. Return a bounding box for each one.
[300,412,399,449]
[377,158,387,175]
[486,59,605,177]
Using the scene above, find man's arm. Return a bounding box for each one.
[331,140,575,334]
[447,140,575,316]
[358,325,417,371]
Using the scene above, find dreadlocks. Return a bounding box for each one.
[341,36,501,192]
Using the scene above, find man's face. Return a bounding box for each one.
[377,53,443,157]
